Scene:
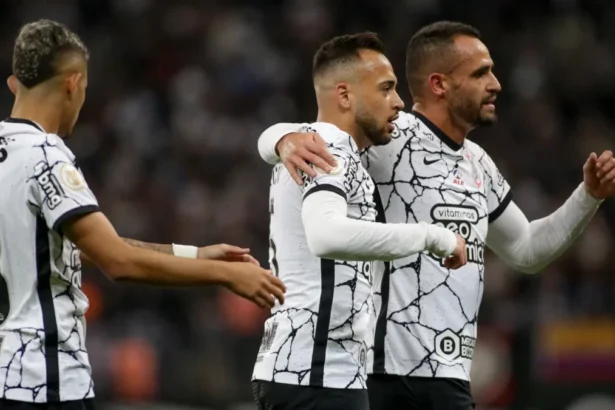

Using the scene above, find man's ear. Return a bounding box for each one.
[65,72,82,100]
[7,75,17,95]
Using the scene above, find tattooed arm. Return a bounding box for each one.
[122,238,172,254]
[80,238,171,267]
[80,238,258,267]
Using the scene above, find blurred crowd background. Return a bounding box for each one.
[1,0,614,409]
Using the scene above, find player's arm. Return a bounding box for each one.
[27,144,283,307]
[80,239,258,266]
[61,212,283,307]
[303,190,464,266]
[299,149,465,267]
[486,151,613,274]
[258,122,338,184]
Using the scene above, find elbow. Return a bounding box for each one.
[306,231,343,259]
[103,260,132,282]
[97,249,138,282]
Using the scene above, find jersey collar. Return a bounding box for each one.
[4,117,45,133]
[411,110,463,151]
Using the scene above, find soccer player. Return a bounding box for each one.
[251,33,468,410]
[0,20,285,409]
[256,22,615,410]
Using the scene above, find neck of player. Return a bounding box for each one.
[412,102,469,145]
[316,111,370,150]
[10,91,63,136]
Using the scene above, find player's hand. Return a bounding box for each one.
[225,263,286,309]
[275,132,338,185]
[584,150,615,199]
[198,244,260,266]
[443,234,467,270]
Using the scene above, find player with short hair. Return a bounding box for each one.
[256,21,615,410]
[0,19,286,410]
[251,32,467,410]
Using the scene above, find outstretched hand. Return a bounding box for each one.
[198,244,260,266]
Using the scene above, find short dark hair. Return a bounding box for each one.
[313,32,385,79]
[406,21,480,97]
[13,19,89,88]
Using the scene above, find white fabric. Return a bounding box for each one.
[0,119,99,402]
[258,122,304,164]
[486,183,602,274]
[302,190,457,261]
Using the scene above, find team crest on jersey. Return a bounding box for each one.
[60,163,86,191]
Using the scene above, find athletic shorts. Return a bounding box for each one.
[0,399,95,410]
[252,380,369,410]
[367,374,475,410]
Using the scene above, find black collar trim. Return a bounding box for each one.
[4,117,45,133]
[412,110,463,151]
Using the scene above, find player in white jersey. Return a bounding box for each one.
[0,20,286,410]
[251,33,468,410]
[256,21,615,410]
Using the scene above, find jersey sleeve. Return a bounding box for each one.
[27,145,100,232]
[481,150,513,223]
[300,145,360,202]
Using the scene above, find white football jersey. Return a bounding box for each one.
[0,118,98,402]
[253,122,377,389]
[364,111,512,381]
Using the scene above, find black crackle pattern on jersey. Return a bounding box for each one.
[260,260,373,389]
[364,113,509,381]
[1,133,94,401]
[256,125,377,389]
[27,135,88,213]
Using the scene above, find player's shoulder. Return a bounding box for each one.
[392,110,418,127]
[303,122,359,157]
[0,120,77,174]
[465,139,502,174]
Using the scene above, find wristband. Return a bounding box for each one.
[172,243,198,259]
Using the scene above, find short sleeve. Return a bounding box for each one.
[481,151,513,223]
[301,146,360,203]
[27,146,100,232]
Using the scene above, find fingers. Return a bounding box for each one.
[254,293,275,309]
[596,150,613,169]
[600,166,615,185]
[312,133,337,167]
[300,149,335,174]
[285,155,315,182]
[584,152,598,174]
[266,281,286,305]
[221,244,250,254]
[282,132,336,185]
[597,156,615,179]
[444,256,463,270]
[269,274,286,293]
[242,254,260,266]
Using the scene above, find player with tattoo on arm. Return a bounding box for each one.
[0,20,284,410]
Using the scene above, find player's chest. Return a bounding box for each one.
[347,172,377,222]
